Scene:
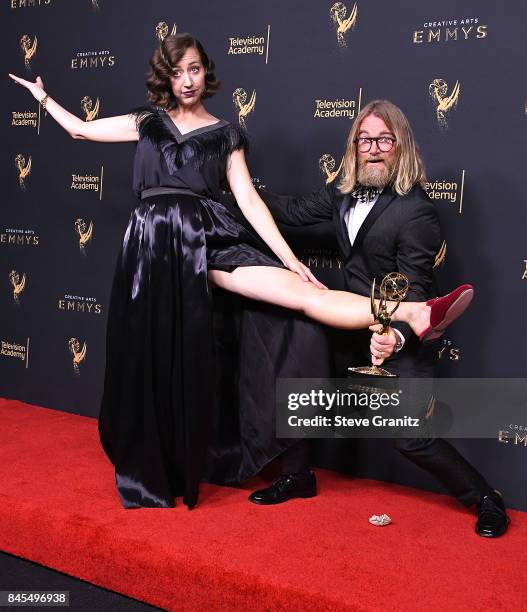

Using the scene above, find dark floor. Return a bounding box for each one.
[0,552,160,611]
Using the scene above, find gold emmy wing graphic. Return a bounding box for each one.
[429,79,461,127]
[15,154,32,189]
[19,35,38,69]
[330,2,358,47]
[155,21,177,42]
[233,88,256,129]
[9,270,26,304]
[81,96,100,121]
[349,272,410,377]
[75,218,93,252]
[319,154,344,184]
[68,338,87,374]
[434,240,447,269]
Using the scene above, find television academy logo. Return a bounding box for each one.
[314,88,362,120]
[68,338,87,374]
[9,270,26,304]
[425,170,466,214]
[319,153,343,184]
[330,2,358,47]
[75,219,93,253]
[522,260,527,280]
[155,21,177,42]
[71,167,104,200]
[0,337,30,368]
[15,154,32,189]
[19,35,37,69]
[227,26,271,64]
[429,78,460,127]
[233,88,256,129]
[81,97,100,121]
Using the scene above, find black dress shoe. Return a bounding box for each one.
[475,490,510,538]
[248,471,317,505]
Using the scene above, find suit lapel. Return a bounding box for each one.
[352,188,396,251]
[337,194,352,258]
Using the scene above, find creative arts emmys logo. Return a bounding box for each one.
[19,34,37,69]
[233,88,256,129]
[498,426,527,448]
[1,228,39,246]
[300,248,342,270]
[429,78,460,128]
[11,1,52,8]
[15,154,32,189]
[155,21,177,42]
[330,2,358,47]
[68,338,87,375]
[437,338,460,361]
[81,97,100,121]
[319,153,344,184]
[9,270,26,304]
[59,294,102,315]
[71,50,116,70]
[413,18,487,44]
[75,219,93,253]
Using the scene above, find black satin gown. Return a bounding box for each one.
[98,108,330,509]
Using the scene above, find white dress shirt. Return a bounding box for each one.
[344,193,405,352]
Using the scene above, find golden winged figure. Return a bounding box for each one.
[233,88,256,129]
[75,219,94,251]
[319,154,344,184]
[9,270,26,303]
[15,154,32,188]
[68,338,87,374]
[20,35,38,68]
[434,240,447,269]
[81,96,100,121]
[429,79,460,126]
[330,2,358,47]
[155,21,177,42]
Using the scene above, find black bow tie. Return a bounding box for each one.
[351,185,381,204]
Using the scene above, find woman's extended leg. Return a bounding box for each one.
[208,266,431,337]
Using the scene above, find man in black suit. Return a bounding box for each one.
[250,100,509,537]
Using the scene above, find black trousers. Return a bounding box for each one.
[280,330,492,507]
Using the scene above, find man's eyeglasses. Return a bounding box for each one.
[354,137,396,153]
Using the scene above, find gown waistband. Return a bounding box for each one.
[140,187,203,199]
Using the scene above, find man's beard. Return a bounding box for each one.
[357,157,395,188]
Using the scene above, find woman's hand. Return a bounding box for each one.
[9,74,46,102]
[284,257,327,290]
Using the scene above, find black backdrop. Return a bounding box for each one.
[2,1,526,509]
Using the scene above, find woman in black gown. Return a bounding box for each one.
[9,34,471,510]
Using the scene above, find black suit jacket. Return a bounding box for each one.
[261,182,441,375]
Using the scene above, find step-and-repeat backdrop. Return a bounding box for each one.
[2,1,526,508]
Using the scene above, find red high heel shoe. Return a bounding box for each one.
[419,284,474,342]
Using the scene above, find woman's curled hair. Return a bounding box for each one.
[146,33,220,108]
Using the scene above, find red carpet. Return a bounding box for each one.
[0,398,525,611]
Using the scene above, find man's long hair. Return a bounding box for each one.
[338,100,426,196]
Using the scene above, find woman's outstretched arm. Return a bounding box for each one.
[8,74,138,143]
[226,148,326,288]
